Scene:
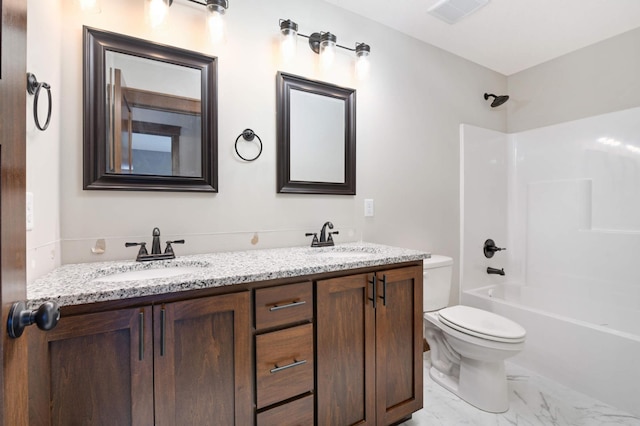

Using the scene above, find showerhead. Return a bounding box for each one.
[484,93,509,108]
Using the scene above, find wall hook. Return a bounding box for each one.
[26,72,52,131]
[234,128,263,161]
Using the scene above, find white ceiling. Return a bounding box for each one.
[321,0,640,75]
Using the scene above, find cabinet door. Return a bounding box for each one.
[316,273,376,426]
[28,306,154,426]
[375,266,423,425]
[154,291,252,426]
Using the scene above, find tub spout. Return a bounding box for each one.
[487,267,505,276]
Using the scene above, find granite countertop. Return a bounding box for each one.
[27,242,429,308]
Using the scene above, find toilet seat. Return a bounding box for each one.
[438,305,526,343]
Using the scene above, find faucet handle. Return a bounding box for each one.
[305,233,319,247]
[328,231,339,242]
[125,242,148,256]
[164,240,185,255]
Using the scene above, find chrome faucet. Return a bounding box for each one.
[126,227,185,262]
[306,221,339,247]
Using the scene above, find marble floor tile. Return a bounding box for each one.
[401,354,640,426]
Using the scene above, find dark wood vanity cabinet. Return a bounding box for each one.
[28,292,252,426]
[254,281,315,425]
[316,265,423,426]
[28,262,422,425]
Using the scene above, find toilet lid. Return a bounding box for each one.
[438,305,526,343]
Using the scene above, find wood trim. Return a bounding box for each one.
[122,86,200,115]
[0,0,28,424]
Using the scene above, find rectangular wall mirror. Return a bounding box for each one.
[83,26,218,192]
[276,72,356,195]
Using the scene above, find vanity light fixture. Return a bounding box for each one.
[279,19,371,75]
[280,19,298,61]
[206,0,229,43]
[145,0,229,42]
[146,0,173,28]
[79,0,101,13]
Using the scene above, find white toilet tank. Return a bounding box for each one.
[423,255,453,312]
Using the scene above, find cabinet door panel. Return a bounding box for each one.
[29,307,154,426]
[316,273,376,426]
[154,291,252,426]
[376,266,423,425]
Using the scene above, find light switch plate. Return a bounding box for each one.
[364,199,374,217]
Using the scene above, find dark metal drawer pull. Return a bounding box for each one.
[269,300,306,311]
[270,359,307,374]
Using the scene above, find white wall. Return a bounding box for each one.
[26,0,63,283]
[507,27,640,133]
[459,125,512,293]
[26,0,507,296]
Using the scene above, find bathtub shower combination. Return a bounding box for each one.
[460,107,640,417]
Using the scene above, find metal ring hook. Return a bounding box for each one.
[27,73,52,131]
[234,128,263,161]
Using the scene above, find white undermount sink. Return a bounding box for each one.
[94,266,203,283]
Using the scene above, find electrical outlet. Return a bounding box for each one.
[364,199,374,217]
[26,192,34,231]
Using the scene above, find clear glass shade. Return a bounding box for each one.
[280,28,298,61]
[207,7,226,43]
[319,39,336,69]
[79,0,101,13]
[146,0,171,28]
[355,50,370,79]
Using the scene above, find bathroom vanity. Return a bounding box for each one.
[26,243,426,426]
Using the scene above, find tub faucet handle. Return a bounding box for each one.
[484,239,506,258]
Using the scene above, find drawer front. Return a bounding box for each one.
[256,323,314,409]
[255,282,313,330]
[256,394,314,426]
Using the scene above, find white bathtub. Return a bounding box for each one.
[462,284,640,417]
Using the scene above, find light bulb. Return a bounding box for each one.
[280,20,298,61]
[207,9,226,43]
[355,43,371,80]
[79,0,100,13]
[319,33,336,69]
[147,0,170,28]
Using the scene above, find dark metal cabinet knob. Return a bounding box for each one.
[7,300,60,338]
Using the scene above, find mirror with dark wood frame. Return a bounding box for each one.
[277,72,356,195]
[83,26,218,192]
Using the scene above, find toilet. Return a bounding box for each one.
[422,255,526,413]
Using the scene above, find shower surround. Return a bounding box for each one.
[459,107,640,416]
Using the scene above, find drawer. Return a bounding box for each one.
[255,282,313,330]
[256,323,314,409]
[256,394,314,426]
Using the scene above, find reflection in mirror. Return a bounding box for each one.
[277,72,356,195]
[290,90,345,183]
[105,51,202,177]
[84,26,218,192]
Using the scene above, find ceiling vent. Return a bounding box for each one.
[427,0,489,24]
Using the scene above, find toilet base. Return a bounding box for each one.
[429,358,509,413]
